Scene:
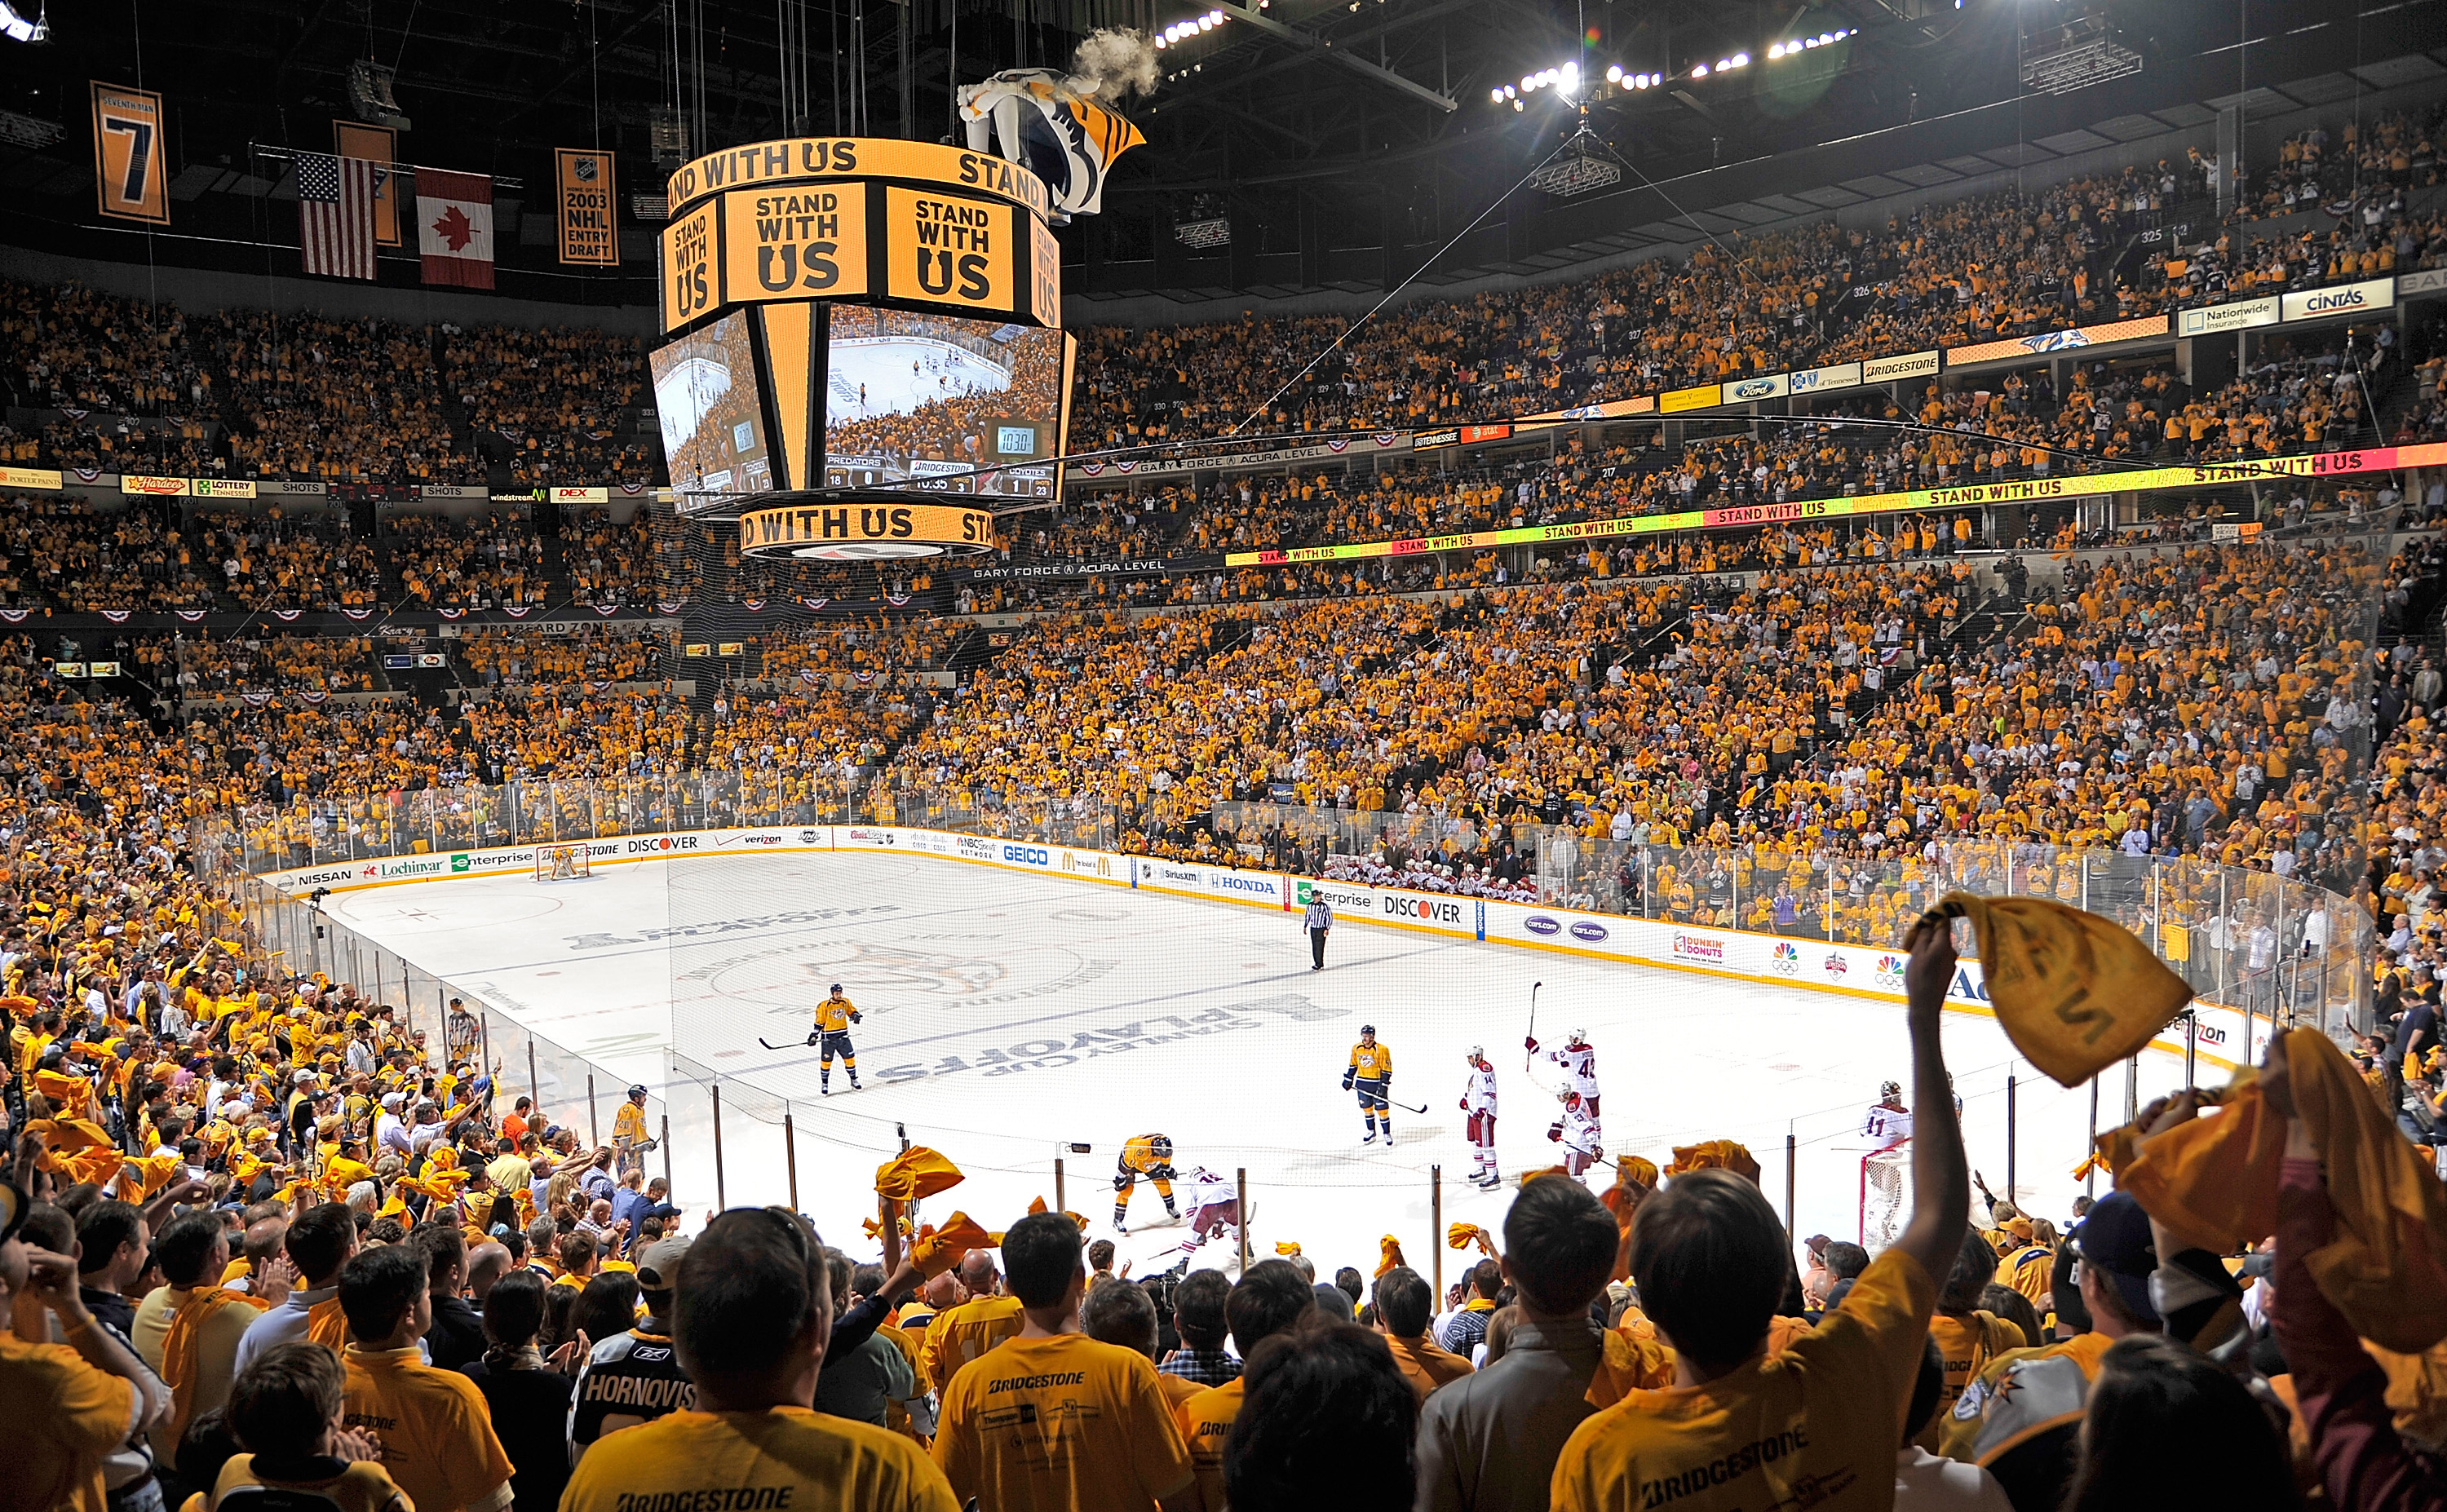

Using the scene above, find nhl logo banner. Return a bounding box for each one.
[557,148,619,266]
[417,169,497,288]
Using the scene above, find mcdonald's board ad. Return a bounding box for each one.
[720,184,869,303]
[556,148,621,266]
[882,187,1019,316]
[91,82,169,225]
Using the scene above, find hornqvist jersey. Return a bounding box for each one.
[1463,1064,1498,1116]
[1349,1043,1393,1081]
[569,1327,697,1455]
[1864,1104,1914,1145]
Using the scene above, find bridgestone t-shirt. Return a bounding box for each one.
[1550,1248,1936,1512]
[559,1406,958,1512]
[934,1333,1196,1512]
[569,1328,696,1459]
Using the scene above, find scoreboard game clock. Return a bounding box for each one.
[652,136,1073,527]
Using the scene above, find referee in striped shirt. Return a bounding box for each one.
[1303,893,1333,970]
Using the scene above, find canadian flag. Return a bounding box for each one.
[415,168,495,288]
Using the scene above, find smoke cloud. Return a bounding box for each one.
[1066,28,1161,100]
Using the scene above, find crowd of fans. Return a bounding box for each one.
[445,323,653,489]
[388,513,549,612]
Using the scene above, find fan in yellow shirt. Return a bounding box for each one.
[934,1211,1197,1512]
[335,1244,515,1512]
[560,1205,957,1512]
[1551,918,1970,1512]
[918,1250,1026,1395]
[208,1341,409,1512]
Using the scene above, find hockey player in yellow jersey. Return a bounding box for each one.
[1343,1024,1395,1145]
[807,983,863,1094]
[1113,1133,1179,1233]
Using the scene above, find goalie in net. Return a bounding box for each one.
[535,844,592,882]
[1859,1081,1913,1250]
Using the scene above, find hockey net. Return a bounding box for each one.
[1860,1140,1909,1251]
[534,844,593,882]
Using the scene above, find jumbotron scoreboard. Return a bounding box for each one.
[649,137,1074,560]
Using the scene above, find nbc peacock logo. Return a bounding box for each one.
[1874,954,1906,988]
[1770,941,1801,975]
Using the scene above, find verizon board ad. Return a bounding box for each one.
[258,828,2254,1069]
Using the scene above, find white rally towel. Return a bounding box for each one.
[415,167,495,289]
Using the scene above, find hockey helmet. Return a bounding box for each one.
[1880,1080,1903,1102]
[1359,1023,1376,1037]
[1561,1090,1582,1108]
[1467,1045,1484,1063]
[1569,1028,1588,1045]
[1151,1134,1174,1160]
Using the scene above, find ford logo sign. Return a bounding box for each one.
[1524,915,1561,936]
[1569,921,1609,943]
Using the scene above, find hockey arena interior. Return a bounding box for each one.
[4,1,2447,1509]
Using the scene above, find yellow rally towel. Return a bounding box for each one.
[862,1214,914,1242]
[1664,1141,1760,1183]
[1274,1241,1303,1258]
[875,1146,965,1202]
[2121,1028,2447,1354]
[162,1286,274,1442]
[1921,891,2193,1086]
[304,1296,352,1352]
[911,1214,992,1280]
[31,1116,117,1153]
[1446,1222,1497,1258]
[1377,1236,1407,1277]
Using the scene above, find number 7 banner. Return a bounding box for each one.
[91,82,169,225]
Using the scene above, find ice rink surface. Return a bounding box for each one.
[825,338,1011,426]
[333,852,2206,1277]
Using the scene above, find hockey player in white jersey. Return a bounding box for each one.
[1458,1047,1499,1189]
[1175,1166,1244,1258]
[1546,1090,1603,1179]
[1863,1080,1914,1150]
[1524,1028,1600,1115]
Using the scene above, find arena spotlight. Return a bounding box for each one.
[0,1,47,42]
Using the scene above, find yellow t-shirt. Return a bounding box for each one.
[934,1333,1197,1511]
[0,1331,135,1512]
[210,1454,410,1512]
[918,1295,1024,1395]
[1551,1248,1936,1512]
[560,1406,957,1512]
[1173,1376,1243,1511]
[342,1345,516,1512]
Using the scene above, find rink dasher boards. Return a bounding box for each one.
[297,829,2233,1276]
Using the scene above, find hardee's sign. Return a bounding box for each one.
[736,502,996,559]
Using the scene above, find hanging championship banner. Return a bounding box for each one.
[334,122,400,245]
[91,82,169,225]
[557,148,620,266]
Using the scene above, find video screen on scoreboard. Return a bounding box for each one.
[649,310,773,497]
[823,306,1069,499]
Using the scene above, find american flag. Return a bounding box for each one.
[296,151,377,280]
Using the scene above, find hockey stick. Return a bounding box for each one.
[1340,1082,1429,1115]
[757,1037,815,1052]
[1524,980,1542,1068]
